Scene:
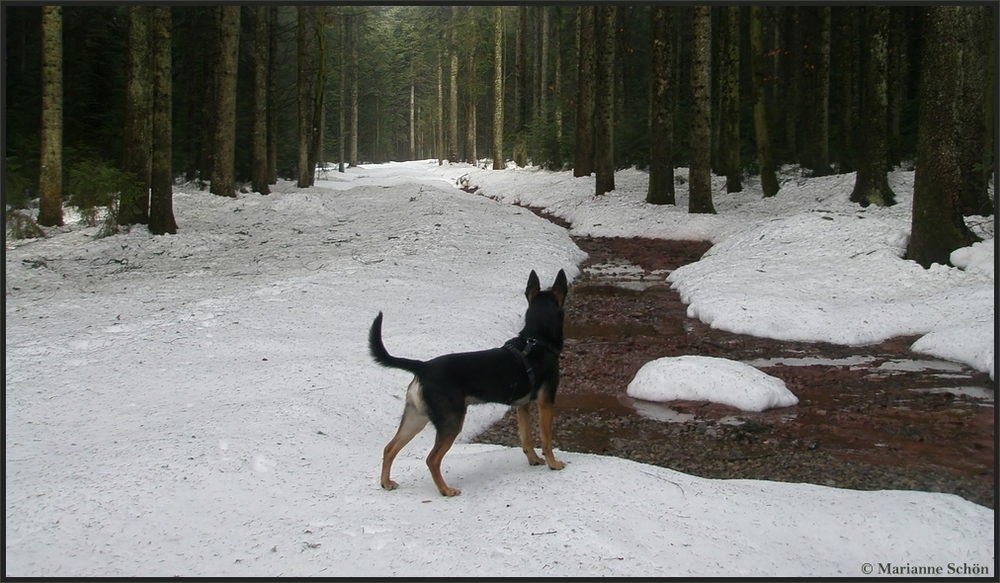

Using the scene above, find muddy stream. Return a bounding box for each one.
[474,219,995,509]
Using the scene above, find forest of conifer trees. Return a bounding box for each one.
[3,5,995,262]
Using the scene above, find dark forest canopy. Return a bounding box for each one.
[3,5,995,227]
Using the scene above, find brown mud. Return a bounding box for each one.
[474,211,995,509]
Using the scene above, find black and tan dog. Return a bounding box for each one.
[368,269,568,496]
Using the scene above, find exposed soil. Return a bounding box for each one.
[475,211,996,509]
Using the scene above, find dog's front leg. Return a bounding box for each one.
[517,403,545,465]
[537,399,565,470]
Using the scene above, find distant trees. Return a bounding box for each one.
[4,5,994,256]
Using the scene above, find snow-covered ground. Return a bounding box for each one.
[5,160,994,577]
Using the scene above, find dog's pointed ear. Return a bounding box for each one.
[551,269,568,307]
[525,270,541,303]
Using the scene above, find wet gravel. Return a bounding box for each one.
[474,232,995,509]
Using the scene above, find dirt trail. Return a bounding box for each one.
[475,226,995,509]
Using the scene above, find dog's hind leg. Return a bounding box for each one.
[381,397,429,491]
[517,404,544,465]
[426,426,463,497]
[537,399,565,470]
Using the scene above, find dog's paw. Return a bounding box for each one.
[547,460,566,471]
[440,486,461,497]
[381,479,399,491]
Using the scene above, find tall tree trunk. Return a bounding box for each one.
[574,6,595,177]
[339,15,347,172]
[688,6,715,213]
[594,5,615,195]
[121,7,152,225]
[148,6,177,235]
[907,6,980,268]
[38,6,64,227]
[837,8,861,173]
[436,51,443,165]
[198,8,218,186]
[750,6,780,197]
[886,7,907,169]
[954,5,992,216]
[784,7,801,159]
[349,12,358,167]
[646,6,675,205]
[553,7,563,160]
[513,6,528,167]
[492,6,504,170]
[306,5,327,182]
[210,6,239,198]
[266,6,278,184]
[448,9,459,162]
[849,6,895,207]
[466,51,477,163]
[409,82,415,161]
[813,6,832,176]
[539,7,549,136]
[296,7,311,186]
[252,6,270,194]
[718,5,741,193]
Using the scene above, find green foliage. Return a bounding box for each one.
[66,159,139,236]
[4,156,36,210]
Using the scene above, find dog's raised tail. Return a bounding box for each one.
[369,312,425,374]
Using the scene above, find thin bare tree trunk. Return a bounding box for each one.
[492,6,504,169]
[448,8,459,162]
[266,6,278,184]
[574,7,595,177]
[718,5,741,193]
[252,6,270,194]
[594,5,615,195]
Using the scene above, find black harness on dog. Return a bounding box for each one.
[503,335,560,392]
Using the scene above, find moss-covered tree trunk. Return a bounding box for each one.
[148,6,177,235]
[750,6,780,198]
[907,6,980,268]
[646,6,674,205]
[38,6,64,227]
[718,6,741,193]
[492,6,504,170]
[849,6,895,207]
[210,6,239,198]
[252,6,270,195]
[120,6,151,225]
[688,6,715,213]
